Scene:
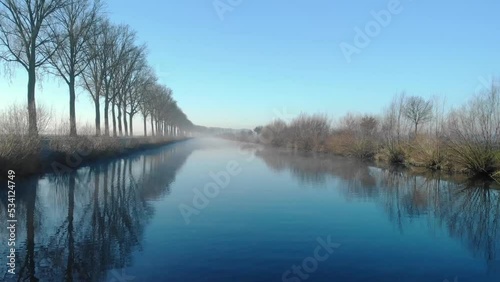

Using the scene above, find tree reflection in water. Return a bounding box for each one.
[255,147,500,273]
[1,142,499,280]
[0,143,194,281]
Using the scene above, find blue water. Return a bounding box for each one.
[1,138,499,282]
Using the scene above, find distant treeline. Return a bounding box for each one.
[229,82,500,179]
[0,0,192,137]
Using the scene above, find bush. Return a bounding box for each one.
[328,114,380,159]
[286,114,331,151]
[260,119,288,147]
[377,143,406,164]
[259,115,331,152]
[0,104,50,175]
[0,103,52,135]
[446,82,500,176]
[406,136,448,170]
[0,135,41,175]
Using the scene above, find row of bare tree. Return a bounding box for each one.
[0,0,192,137]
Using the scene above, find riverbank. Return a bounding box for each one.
[0,135,191,178]
[221,129,500,182]
[235,137,500,185]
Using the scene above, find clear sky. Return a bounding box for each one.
[1,0,499,130]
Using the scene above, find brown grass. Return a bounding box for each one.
[0,135,187,177]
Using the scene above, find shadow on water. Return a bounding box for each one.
[0,140,202,281]
[255,147,500,274]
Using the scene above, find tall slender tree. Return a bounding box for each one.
[107,25,136,136]
[0,0,69,136]
[49,0,101,136]
[127,65,155,136]
[81,17,110,136]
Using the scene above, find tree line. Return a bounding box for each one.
[0,0,192,137]
[242,83,500,178]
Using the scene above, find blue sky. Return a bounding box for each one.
[1,0,499,129]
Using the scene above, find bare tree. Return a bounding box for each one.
[151,85,173,136]
[0,0,69,136]
[138,81,159,137]
[107,25,136,136]
[403,96,433,137]
[49,0,101,136]
[117,44,146,136]
[382,92,410,142]
[81,17,110,136]
[127,65,155,136]
[99,21,122,137]
[447,79,500,175]
[360,115,379,138]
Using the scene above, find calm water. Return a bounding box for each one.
[1,138,500,282]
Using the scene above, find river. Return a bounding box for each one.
[1,138,499,282]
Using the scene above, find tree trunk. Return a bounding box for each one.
[94,98,101,136]
[104,89,110,136]
[117,96,122,136]
[123,104,128,137]
[129,113,133,136]
[150,117,154,136]
[27,66,38,136]
[69,77,77,136]
[111,102,117,137]
[143,115,147,136]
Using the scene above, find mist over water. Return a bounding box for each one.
[1,138,499,282]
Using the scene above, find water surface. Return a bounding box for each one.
[1,138,499,282]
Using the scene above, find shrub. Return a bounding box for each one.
[0,103,52,135]
[0,135,41,175]
[286,114,331,151]
[377,143,406,164]
[328,114,380,159]
[260,119,288,147]
[406,136,448,170]
[446,82,500,176]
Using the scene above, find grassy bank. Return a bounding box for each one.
[224,84,500,181]
[0,135,190,178]
[227,126,499,180]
